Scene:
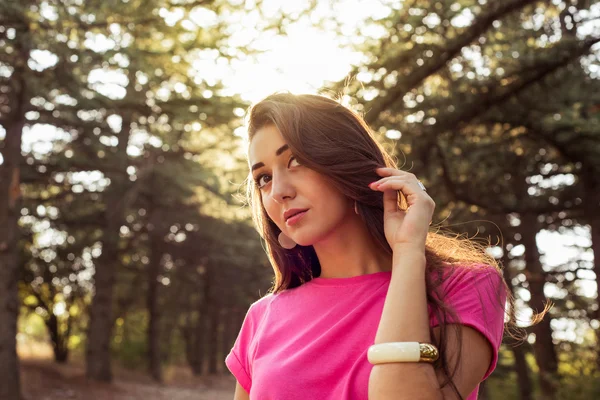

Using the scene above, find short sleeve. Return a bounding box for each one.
[430,265,507,381]
[225,296,270,394]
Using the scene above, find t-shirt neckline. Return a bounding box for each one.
[308,270,392,286]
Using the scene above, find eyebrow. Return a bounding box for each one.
[251,144,289,172]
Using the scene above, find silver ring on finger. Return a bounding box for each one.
[417,180,426,191]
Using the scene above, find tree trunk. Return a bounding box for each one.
[0,115,25,400]
[582,169,600,370]
[86,122,132,382]
[197,309,208,375]
[521,212,558,399]
[85,195,119,381]
[147,223,163,382]
[183,312,198,373]
[184,287,205,375]
[501,251,533,400]
[206,265,220,375]
[512,342,533,400]
[220,306,234,369]
[207,304,220,375]
[47,312,69,364]
[161,313,177,365]
[190,270,210,376]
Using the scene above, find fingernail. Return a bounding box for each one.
[369,181,379,188]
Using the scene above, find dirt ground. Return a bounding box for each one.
[20,358,236,400]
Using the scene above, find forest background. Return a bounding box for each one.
[1,0,599,399]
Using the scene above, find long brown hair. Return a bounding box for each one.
[244,91,544,399]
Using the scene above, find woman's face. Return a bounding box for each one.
[248,124,354,246]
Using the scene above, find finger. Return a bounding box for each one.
[377,178,413,213]
[375,177,424,197]
[375,167,412,178]
[376,179,435,230]
[373,174,435,227]
[371,175,409,188]
[376,178,434,212]
[382,185,401,215]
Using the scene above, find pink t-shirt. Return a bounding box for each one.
[225,265,507,399]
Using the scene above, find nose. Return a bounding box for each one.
[271,171,295,204]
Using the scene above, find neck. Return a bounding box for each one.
[312,209,392,279]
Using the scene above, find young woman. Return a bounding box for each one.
[225,92,527,400]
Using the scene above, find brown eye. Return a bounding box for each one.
[288,156,300,167]
[256,174,271,188]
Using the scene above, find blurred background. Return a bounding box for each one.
[0,0,599,399]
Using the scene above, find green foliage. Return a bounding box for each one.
[112,310,148,370]
[487,362,600,400]
[556,372,600,400]
[18,312,48,343]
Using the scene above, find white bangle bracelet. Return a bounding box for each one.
[367,342,439,364]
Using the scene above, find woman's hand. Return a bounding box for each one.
[369,167,435,251]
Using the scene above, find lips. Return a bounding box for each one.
[285,210,308,226]
[283,208,309,222]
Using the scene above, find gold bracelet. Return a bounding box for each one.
[367,342,440,365]
[418,343,440,363]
